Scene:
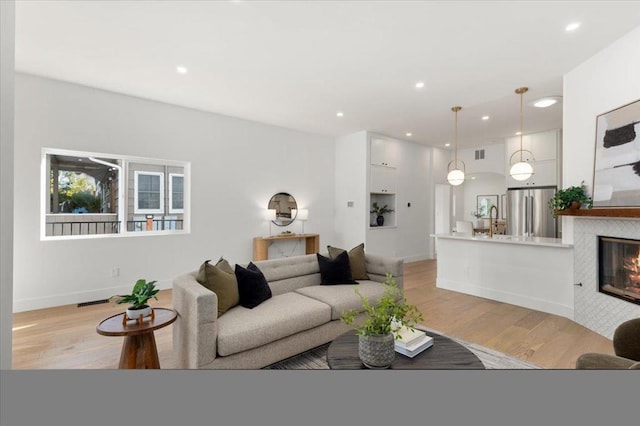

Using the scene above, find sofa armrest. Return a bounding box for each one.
[364,254,404,291]
[172,272,218,368]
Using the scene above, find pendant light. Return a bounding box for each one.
[509,87,535,181]
[447,106,465,186]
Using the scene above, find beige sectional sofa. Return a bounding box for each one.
[172,252,404,369]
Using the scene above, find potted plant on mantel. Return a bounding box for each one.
[341,274,423,369]
[548,181,593,217]
[111,279,160,321]
[370,202,394,226]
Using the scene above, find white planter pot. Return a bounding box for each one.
[126,305,152,321]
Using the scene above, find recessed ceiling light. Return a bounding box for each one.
[471,176,476,180]
[406,132,412,137]
[515,131,522,136]
[566,22,581,32]
[336,111,344,118]
[532,96,562,108]
[415,81,425,89]
[445,143,451,147]
[482,115,490,121]
[176,65,188,74]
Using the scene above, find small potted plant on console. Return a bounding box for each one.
[112,279,160,322]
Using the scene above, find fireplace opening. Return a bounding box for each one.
[598,236,640,306]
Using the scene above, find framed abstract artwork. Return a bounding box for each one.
[592,99,640,207]
[476,194,499,219]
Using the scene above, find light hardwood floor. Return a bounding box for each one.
[11,259,615,369]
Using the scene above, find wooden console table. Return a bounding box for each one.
[253,233,320,261]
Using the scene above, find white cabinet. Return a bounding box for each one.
[506,159,557,188]
[366,225,397,257]
[506,129,559,164]
[370,137,399,167]
[370,165,396,194]
[506,129,560,188]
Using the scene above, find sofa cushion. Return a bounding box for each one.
[295,281,387,320]
[235,262,272,308]
[327,243,370,280]
[195,258,239,317]
[216,292,332,356]
[317,251,358,285]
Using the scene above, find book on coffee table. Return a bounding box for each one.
[394,325,429,348]
[395,335,434,358]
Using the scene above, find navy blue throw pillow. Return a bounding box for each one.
[234,262,272,308]
[317,251,358,285]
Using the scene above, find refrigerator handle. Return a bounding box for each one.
[524,195,529,236]
[529,196,534,236]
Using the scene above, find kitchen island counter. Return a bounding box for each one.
[433,233,575,319]
[433,233,572,248]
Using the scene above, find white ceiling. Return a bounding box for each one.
[14,1,640,149]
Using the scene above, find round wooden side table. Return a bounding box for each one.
[96,307,177,369]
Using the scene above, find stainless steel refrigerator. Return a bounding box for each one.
[506,186,557,238]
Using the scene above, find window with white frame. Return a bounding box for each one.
[41,148,189,239]
[134,171,164,214]
[169,173,184,214]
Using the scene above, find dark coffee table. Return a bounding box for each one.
[327,327,485,369]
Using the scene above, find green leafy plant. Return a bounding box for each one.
[370,202,394,216]
[111,279,159,309]
[548,181,593,217]
[341,274,423,338]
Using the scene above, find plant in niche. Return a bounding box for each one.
[548,181,593,217]
[370,202,394,216]
[370,202,394,226]
[112,279,159,311]
[341,273,423,337]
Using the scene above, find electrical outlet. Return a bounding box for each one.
[111,268,120,277]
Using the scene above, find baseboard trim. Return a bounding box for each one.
[13,280,172,313]
[436,278,574,320]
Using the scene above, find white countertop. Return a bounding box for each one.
[432,233,573,248]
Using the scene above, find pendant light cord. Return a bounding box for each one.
[520,90,524,162]
[515,87,528,163]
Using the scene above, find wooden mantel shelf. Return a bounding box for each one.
[555,208,640,218]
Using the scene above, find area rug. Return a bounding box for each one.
[264,329,542,370]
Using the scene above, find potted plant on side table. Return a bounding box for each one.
[548,181,593,217]
[111,279,160,322]
[341,273,423,369]
[370,202,395,226]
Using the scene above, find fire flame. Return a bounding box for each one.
[623,249,640,274]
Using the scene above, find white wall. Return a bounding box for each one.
[334,131,367,249]
[395,139,432,261]
[0,0,15,369]
[13,73,337,312]
[562,25,640,243]
[456,142,506,175]
[463,173,506,223]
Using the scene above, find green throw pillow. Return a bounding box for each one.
[327,243,370,280]
[196,257,239,317]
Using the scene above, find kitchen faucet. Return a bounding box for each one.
[489,205,499,237]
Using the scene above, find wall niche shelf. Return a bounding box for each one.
[555,208,640,219]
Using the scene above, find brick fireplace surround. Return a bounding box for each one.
[573,217,640,339]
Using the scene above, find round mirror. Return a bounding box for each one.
[268,192,298,226]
